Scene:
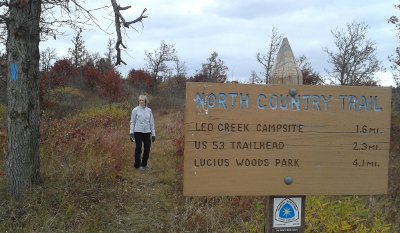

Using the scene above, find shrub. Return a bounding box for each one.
[162,110,184,156]
[157,76,186,108]
[98,70,124,103]
[127,69,155,94]
[44,87,85,119]
[306,196,391,232]
[83,64,101,91]
[50,86,84,104]
[70,103,129,122]
[40,107,130,182]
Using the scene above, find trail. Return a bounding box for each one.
[118,112,182,232]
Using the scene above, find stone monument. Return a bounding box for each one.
[269,37,303,85]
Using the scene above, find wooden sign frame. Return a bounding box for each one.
[183,82,391,196]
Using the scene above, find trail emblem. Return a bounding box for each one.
[273,197,301,227]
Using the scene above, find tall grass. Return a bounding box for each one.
[1,103,138,232]
[0,98,399,232]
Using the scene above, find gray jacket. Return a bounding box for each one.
[130,106,155,136]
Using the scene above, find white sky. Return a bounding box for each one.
[41,0,400,87]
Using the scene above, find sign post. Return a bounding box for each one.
[183,82,391,227]
[183,38,391,231]
[265,38,305,233]
[183,83,391,196]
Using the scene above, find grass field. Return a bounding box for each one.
[0,100,399,232]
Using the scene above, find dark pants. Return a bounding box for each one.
[134,132,151,168]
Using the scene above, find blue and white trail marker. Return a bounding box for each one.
[273,197,302,228]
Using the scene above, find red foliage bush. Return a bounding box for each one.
[83,64,101,90]
[50,59,77,87]
[98,70,123,103]
[127,69,155,93]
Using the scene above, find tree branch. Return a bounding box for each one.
[111,0,147,65]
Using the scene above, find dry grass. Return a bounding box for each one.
[0,106,181,232]
[0,105,265,232]
[0,98,399,232]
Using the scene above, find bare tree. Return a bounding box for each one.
[105,38,116,65]
[196,51,228,83]
[5,0,42,197]
[40,47,57,72]
[249,70,262,84]
[0,53,6,103]
[145,41,178,82]
[1,1,147,198]
[173,56,187,78]
[323,21,384,86]
[256,27,283,84]
[40,47,57,99]
[111,0,147,65]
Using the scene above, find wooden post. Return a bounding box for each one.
[264,197,273,233]
[264,38,305,233]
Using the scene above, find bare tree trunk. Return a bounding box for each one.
[6,0,42,197]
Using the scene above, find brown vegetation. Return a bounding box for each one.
[0,61,399,231]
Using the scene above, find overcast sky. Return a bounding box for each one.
[42,0,400,86]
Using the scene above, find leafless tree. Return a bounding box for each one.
[40,47,57,72]
[0,0,147,197]
[0,53,5,103]
[323,21,384,86]
[256,27,283,84]
[4,0,42,198]
[173,56,187,78]
[145,41,178,82]
[249,70,262,84]
[111,0,147,65]
[105,38,116,65]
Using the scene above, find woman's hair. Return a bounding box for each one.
[138,94,148,106]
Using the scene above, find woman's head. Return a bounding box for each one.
[138,94,148,107]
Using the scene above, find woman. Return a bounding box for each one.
[130,95,156,170]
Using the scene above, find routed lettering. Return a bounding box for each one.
[235,158,270,166]
[230,141,284,150]
[194,158,230,167]
[256,124,304,133]
[275,159,300,167]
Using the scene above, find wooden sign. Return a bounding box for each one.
[183,82,391,196]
